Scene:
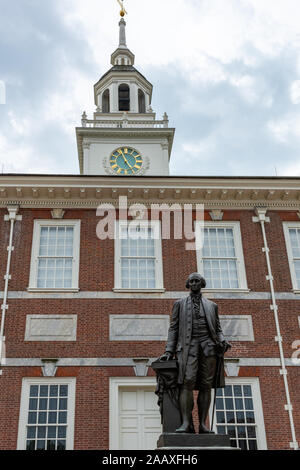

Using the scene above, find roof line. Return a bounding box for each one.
[0,174,300,180]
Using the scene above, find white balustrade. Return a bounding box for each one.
[81,117,169,129]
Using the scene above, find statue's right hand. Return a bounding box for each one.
[159,352,173,361]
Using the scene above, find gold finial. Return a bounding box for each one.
[117,0,127,17]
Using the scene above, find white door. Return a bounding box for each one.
[119,387,162,450]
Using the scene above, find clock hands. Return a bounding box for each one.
[120,150,134,169]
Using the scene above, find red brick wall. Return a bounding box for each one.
[0,207,297,292]
[0,366,298,450]
[0,207,299,450]
[1,296,298,359]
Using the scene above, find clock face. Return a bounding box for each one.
[110,147,143,175]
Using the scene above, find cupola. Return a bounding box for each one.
[93,16,153,115]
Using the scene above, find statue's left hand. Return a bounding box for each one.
[159,352,173,361]
[216,340,231,354]
[223,340,232,352]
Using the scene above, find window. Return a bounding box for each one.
[28,220,80,291]
[119,83,130,111]
[138,89,146,113]
[283,222,300,291]
[114,220,164,291]
[17,378,76,450]
[102,89,110,113]
[196,222,248,290]
[211,378,267,450]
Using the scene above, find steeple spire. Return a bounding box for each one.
[119,18,127,49]
[111,1,134,66]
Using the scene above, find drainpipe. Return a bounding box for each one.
[253,207,298,450]
[0,205,22,375]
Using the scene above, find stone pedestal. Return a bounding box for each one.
[157,433,235,450]
[151,359,181,433]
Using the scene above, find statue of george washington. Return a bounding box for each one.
[160,273,231,433]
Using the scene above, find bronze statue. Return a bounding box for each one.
[160,273,231,434]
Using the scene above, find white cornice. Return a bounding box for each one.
[0,175,300,209]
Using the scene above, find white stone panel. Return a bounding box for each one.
[110,314,169,341]
[25,315,77,341]
[220,315,254,341]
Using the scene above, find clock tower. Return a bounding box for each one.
[76,14,175,176]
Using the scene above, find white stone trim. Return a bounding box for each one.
[282,222,300,291]
[27,288,80,293]
[17,377,76,450]
[3,357,299,367]
[114,219,164,291]
[112,288,166,293]
[3,290,300,300]
[220,315,254,341]
[109,377,157,450]
[110,314,169,341]
[28,219,81,291]
[24,315,77,342]
[196,221,248,291]
[224,360,240,377]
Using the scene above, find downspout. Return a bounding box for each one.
[253,207,298,450]
[0,205,21,375]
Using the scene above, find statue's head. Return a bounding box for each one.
[185,273,206,292]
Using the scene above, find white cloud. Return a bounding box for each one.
[0,134,38,173]
[290,80,300,104]
[182,139,216,161]
[59,0,300,74]
[43,65,94,136]
[3,0,300,175]
[268,114,300,143]
[8,111,32,136]
[281,161,300,176]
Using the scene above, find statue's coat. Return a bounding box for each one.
[165,296,225,389]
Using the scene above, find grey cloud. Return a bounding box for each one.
[0,0,96,173]
[146,47,300,177]
[1,1,300,178]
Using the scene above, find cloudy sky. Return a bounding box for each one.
[1,0,300,176]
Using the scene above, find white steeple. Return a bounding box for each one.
[118,17,127,47]
[110,17,135,67]
[76,5,175,177]
[93,13,153,115]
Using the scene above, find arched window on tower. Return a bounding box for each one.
[102,89,110,113]
[119,84,130,111]
[138,89,146,113]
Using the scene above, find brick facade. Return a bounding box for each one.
[0,204,299,450]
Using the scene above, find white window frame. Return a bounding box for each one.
[114,220,165,292]
[210,377,267,450]
[17,377,76,450]
[28,219,81,292]
[195,221,248,292]
[283,222,300,292]
[109,377,159,450]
